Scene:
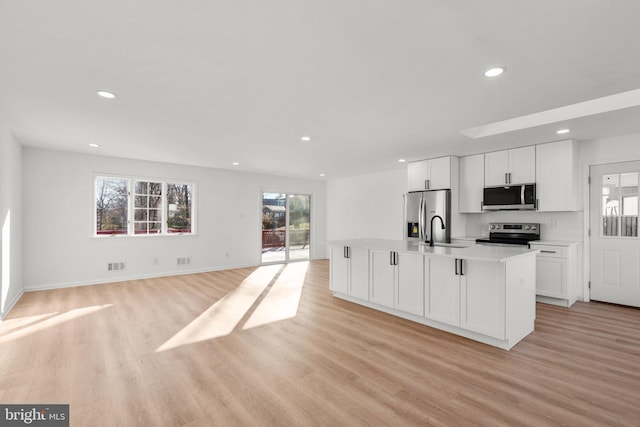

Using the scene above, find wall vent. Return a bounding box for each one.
[108,262,126,272]
[177,257,191,266]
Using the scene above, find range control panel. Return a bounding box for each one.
[489,222,540,235]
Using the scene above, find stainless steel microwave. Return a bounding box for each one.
[482,183,536,210]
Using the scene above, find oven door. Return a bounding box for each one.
[482,184,536,210]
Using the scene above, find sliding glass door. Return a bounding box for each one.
[261,193,311,263]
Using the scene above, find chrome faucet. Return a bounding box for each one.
[429,215,446,247]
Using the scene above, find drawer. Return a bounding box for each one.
[530,244,567,258]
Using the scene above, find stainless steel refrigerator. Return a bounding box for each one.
[404,189,451,244]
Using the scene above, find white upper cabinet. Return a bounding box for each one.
[459,154,484,213]
[535,139,579,212]
[408,156,453,191]
[485,146,535,186]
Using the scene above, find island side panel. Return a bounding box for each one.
[505,254,537,349]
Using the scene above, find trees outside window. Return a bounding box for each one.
[95,176,195,236]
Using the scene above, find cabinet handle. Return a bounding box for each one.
[425,179,431,190]
[344,246,351,259]
[505,173,508,184]
[454,258,459,275]
[459,259,464,276]
[509,172,512,184]
[480,200,484,211]
[395,252,398,265]
[536,198,539,211]
[540,250,556,254]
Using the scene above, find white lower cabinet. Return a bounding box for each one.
[426,257,460,327]
[460,260,505,339]
[427,257,505,339]
[370,250,425,316]
[329,245,369,300]
[370,250,396,307]
[329,242,536,350]
[396,252,425,316]
[529,242,578,307]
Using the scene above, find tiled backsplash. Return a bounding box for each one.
[464,211,584,242]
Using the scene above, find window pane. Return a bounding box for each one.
[150,222,162,233]
[96,178,128,235]
[601,173,639,237]
[134,209,148,221]
[621,173,638,236]
[135,181,148,194]
[134,222,148,234]
[288,194,311,260]
[149,196,162,208]
[135,195,148,208]
[134,181,163,235]
[167,183,193,233]
[150,182,162,195]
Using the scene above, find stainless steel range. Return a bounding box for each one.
[475,222,540,247]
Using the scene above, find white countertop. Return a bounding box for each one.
[327,238,538,262]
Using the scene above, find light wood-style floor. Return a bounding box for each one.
[1,259,639,426]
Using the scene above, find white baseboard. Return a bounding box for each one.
[1,289,25,321]
[23,263,258,292]
[23,257,326,292]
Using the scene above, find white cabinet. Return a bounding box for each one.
[485,146,535,186]
[329,241,537,350]
[529,242,578,307]
[460,260,505,339]
[329,245,369,300]
[396,252,425,316]
[459,154,484,213]
[426,257,460,326]
[535,139,579,211]
[408,156,453,191]
[370,249,396,307]
[370,250,425,316]
[427,257,505,339]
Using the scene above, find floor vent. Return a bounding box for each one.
[177,257,191,266]
[108,262,126,272]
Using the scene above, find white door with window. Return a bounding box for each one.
[590,161,640,307]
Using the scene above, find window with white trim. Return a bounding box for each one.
[95,176,195,236]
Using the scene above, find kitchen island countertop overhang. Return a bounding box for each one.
[327,239,539,350]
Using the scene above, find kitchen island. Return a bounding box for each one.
[328,239,539,350]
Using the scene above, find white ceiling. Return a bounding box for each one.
[1,0,640,179]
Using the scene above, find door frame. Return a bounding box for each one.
[258,189,314,265]
[582,155,640,302]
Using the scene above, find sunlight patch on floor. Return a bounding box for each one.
[242,261,307,330]
[156,264,282,352]
[0,304,113,344]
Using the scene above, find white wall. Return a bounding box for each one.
[327,169,406,240]
[23,148,327,290]
[0,120,24,319]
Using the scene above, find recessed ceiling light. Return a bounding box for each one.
[88,143,101,148]
[97,90,116,99]
[301,136,311,142]
[319,173,325,177]
[484,67,506,77]
[232,162,239,166]
[398,159,406,163]
[556,128,571,134]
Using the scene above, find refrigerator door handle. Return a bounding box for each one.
[418,197,424,241]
